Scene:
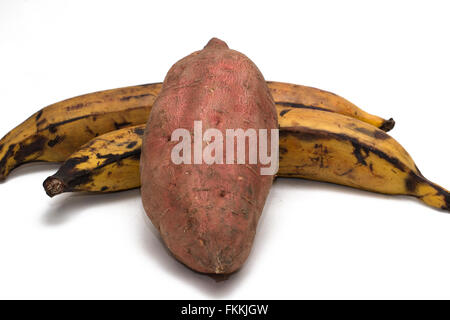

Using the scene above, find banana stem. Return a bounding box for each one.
[43,177,65,197]
[379,118,396,132]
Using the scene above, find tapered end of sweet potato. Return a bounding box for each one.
[204,37,229,50]
[165,235,251,275]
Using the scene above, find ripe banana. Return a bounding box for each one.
[277,109,449,211]
[268,81,395,131]
[43,110,449,212]
[1,81,393,180]
[0,83,161,181]
[43,126,143,195]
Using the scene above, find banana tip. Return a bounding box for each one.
[43,176,65,198]
[380,118,395,132]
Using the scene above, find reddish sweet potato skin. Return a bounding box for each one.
[140,38,278,274]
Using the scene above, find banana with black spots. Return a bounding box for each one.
[268,81,395,131]
[0,83,161,180]
[278,108,449,211]
[43,126,144,196]
[44,110,449,212]
[1,81,393,180]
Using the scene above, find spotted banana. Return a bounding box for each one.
[0,82,393,180]
[43,110,449,212]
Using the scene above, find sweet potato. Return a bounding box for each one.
[140,38,278,274]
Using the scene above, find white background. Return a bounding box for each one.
[0,0,449,300]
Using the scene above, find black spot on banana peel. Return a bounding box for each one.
[65,103,85,112]
[40,115,92,132]
[276,102,331,113]
[114,121,132,130]
[405,172,420,193]
[1,81,393,180]
[351,141,369,166]
[0,135,47,180]
[279,109,292,117]
[35,110,43,121]
[373,130,390,140]
[133,127,145,136]
[354,127,390,140]
[119,93,153,101]
[13,136,47,164]
[126,141,138,149]
[47,135,65,147]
